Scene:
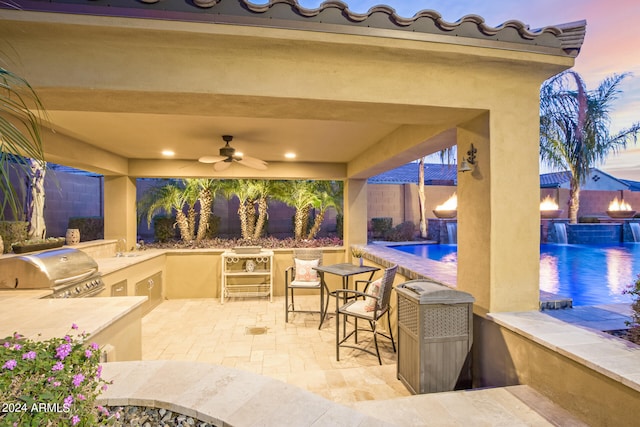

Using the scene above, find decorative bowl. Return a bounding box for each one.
[540,209,563,219]
[433,210,457,219]
[606,210,636,219]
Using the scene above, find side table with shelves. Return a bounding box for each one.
[221,250,273,303]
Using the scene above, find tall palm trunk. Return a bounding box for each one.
[307,209,325,240]
[237,201,250,239]
[418,157,427,238]
[246,199,256,238]
[295,205,310,240]
[196,189,212,241]
[569,179,580,224]
[175,211,191,241]
[186,207,196,240]
[253,196,268,239]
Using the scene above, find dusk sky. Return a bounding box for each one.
[297,0,640,178]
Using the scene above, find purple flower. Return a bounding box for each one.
[64,335,71,343]
[76,393,86,401]
[96,364,102,379]
[64,395,73,407]
[12,344,22,351]
[3,341,9,348]
[52,361,64,372]
[56,343,72,360]
[53,381,61,387]
[84,349,92,358]
[13,333,22,339]
[101,384,108,391]
[22,351,36,360]
[72,373,85,387]
[71,323,78,330]
[2,359,17,370]
[90,342,99,351]
[71,415,80,426]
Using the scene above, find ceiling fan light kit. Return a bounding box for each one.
[198,135,267,170]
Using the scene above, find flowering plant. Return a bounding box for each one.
[350,246,364,258]
[0,324,118,426]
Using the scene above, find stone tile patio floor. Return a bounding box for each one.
[137,296,621,425]
[142,296,406,404]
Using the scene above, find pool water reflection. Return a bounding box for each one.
[391,243,636,306]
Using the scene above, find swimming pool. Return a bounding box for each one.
[391,243,637,306]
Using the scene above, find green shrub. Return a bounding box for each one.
[0,221,28,253]
[153,216,178,242]
[0,324,117,425]
[205,215,221,239]
[68,217,104,241]
[371,217,393,236]
[384,221,416,242]
[578,216,600,223]
[624,275,640,345]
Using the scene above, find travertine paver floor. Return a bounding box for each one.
[142,296,411,404]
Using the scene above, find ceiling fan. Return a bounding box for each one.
[198,135,267,171]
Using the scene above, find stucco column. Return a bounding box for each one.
[457,112,540,314]
[104,176,137,251]
[344,178,368,259]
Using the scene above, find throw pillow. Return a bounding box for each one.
[295,258,319,281]
[364,278,382,312]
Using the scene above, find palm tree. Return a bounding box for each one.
[278,180,319,240]
[197,178,222,241]
[248,179,272,239]
[221,179,255,240]
[307,180,342,239]
[540,71,640,223]
[138,180,191,241]
[0,67,46,222]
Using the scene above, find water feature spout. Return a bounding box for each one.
[630,223,640,242]
[554,223,568,244]
[446,222,458,244]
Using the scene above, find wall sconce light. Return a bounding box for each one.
[459,143,477,173]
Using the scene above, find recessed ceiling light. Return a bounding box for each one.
[162,150,175,157]
[285,152,296,159]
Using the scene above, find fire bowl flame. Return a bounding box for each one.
[433,210,457,219]
[606,210,636,219]
[540,209,563,219]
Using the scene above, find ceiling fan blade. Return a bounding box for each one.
[198,155,226,164]
[213,161,232,171]
[237,156,268,170]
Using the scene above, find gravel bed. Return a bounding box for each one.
[105,406,216,427]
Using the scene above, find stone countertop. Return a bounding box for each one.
[94,249,166,275]
[0,289,52,300]
[0,296,146,341]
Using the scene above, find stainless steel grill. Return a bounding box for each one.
[0,248,104,298]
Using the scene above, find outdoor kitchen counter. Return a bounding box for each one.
[94,249,166,275]
[0,289,52,300]
[0,296,146,361]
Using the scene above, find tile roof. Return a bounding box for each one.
[539,170,572,188]
[11,0,586,57]
[368,163,457,185]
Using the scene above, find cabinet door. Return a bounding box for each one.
[111,280,127,297]
[135,272,162,315]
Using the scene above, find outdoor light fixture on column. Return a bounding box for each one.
[459,143,477,173]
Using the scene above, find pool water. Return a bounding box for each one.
[391,243,637,306]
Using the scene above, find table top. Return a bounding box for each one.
[314,263,379,277]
